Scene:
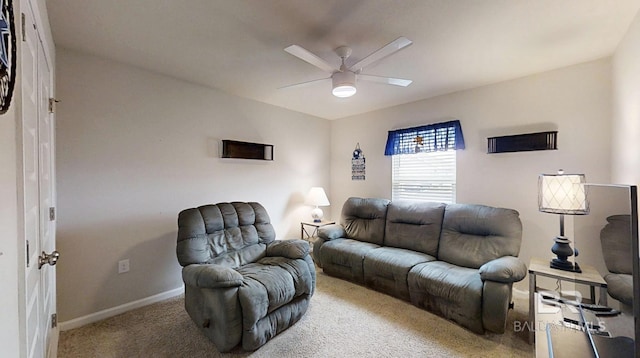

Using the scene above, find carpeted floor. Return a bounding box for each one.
[58,271,533,357]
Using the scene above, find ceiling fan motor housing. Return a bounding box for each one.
[332,70,357,97]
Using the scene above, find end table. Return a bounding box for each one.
[300,220,335,251]
[528,257,607,344]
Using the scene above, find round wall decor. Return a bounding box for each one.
[0,0,16,114]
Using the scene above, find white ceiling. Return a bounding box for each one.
[46,0,640,120]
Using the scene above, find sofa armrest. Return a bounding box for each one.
[266,239,309,259]
[479,256,527,283]
[182,264,243,288]
[318,224,346,240]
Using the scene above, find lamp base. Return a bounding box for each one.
[549,235,582,273]
[550,259,582,273]
[311,207,324,223]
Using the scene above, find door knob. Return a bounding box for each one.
[38,250,60,269]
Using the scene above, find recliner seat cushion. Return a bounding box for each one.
[363,247,436,300]
[408,261,484,333]
[237,256,314,349]
[317,238,379,283]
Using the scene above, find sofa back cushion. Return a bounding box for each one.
[438,204,522,269]
[341,197,390,245]
[177,202,276,267]
[384,200,446,256]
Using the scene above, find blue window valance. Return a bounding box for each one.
[384,120,465,156]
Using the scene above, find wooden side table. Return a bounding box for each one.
[528,257,607,344]
[300,220,335,251]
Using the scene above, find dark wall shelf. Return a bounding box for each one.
[221,140,273,160]
[487,131,557,154]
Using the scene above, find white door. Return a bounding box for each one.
[37,26,57,358]
[21,2,58,357]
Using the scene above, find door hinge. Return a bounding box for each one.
[49,207,55,221]
[26,240,30,267]
[51,313,57,328]
[48,98,59,113]
[21,13,25,42]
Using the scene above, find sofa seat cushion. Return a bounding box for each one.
[408,261,484,333]
[317,238,380,283]
[363,247,436,300]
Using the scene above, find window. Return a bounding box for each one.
[385,120,464,204]
[392,150,456,203]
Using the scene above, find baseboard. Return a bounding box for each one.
[59,286,184,331]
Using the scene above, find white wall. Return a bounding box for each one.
[55,49,331,322]
[612,11,640,186]
[330,59,612,292]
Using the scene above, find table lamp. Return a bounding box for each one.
[538,170,589,273]
[305,187,330,222]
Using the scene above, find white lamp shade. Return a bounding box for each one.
[538,173,589,215]
[305,187,330,207]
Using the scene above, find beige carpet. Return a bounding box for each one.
[58,272,532,357]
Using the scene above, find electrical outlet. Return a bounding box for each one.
[118,259,130,274]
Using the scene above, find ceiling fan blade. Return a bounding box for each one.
[284,45,338,73]
[358,74,412,87]
[278,77,331,90]
[349,37,413,72]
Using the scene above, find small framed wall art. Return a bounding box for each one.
[351,143,365,180]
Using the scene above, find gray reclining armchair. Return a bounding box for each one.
[176,202,316,352]
[600,214,633,309]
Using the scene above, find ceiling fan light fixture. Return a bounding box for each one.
[332,71,357,98]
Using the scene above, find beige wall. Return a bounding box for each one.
[55,10,640,323]
[330,59,612,292]
[0,100,20,357]
[612,11,640,186]
[55,49,331,322]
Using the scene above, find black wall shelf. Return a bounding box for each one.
[487,131,557,154]
[221,140,273,160]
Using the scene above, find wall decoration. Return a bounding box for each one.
[351,143,365,180]
[0,0,15,114]
[221,140,274,160]
[487,131,557,154]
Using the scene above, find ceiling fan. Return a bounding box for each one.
[282,37,413,98]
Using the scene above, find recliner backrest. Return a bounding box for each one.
[341,197,390,245]
[437,204,522,269]
[176,202,276,267]
[384,200,445,256]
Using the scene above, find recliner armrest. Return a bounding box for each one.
[318,224,346,240]
[479,256,527,283]
[266,239,309,259]
[182,264,243,288]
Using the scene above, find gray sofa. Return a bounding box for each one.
[176,202,316,352]
[313,197,527,334]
